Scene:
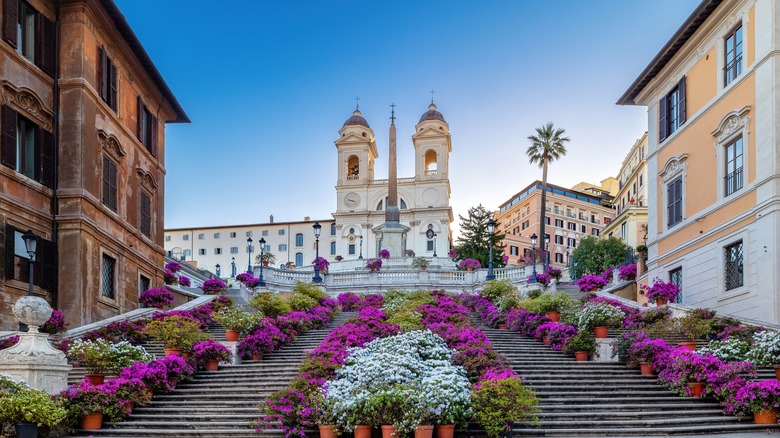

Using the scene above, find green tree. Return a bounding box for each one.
[454,205,506,268]
[526,123,570,248]
[570,236,629,278]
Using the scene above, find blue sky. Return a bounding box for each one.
[116,0,700,234]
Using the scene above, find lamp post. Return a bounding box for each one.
[312,222,322,283]
[258,237,266,287]
[486,219,496,281]
[246,237,253,274]
[358,235,363,260]
[231,257,236,278]
[19,230,38,331]
[530,233,538,283]
[544,235,550,270]
[215,264,221,277]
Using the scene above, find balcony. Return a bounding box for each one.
[425,169,438,176]
[347,175,359,181]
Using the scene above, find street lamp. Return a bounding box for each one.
[258,237,266,287]
[246,237,253,274]
[530,233,538,283]
[231,257,236,278]
[544,235,551,270]
[215,264,221,277]
[19,230,38,331]
[312,222,322,283]
[486,219,496,281]
[358,235,363,260]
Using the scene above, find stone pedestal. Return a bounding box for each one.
[594,338,615,362]
[612,268,621,285]
[379,226,405,259]
[550,279,558,293]
[220,341,241,365]
[0,296,71,394]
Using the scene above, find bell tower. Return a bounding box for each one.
[335,107,377,186]
[412,102,451,181]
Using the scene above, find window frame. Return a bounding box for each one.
[659,154,688,231]
[659,77,686,142]
[102,156,118,212]
[100,252,117,301]
[723,240,744,292]
[139,191,152,238]
[723,136,744,197]
[723,23,743,87]
[669,266,683,304]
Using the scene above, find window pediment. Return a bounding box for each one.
[136,168,158,192]
[1,81,53,131]
[659,154,688,183]
[98,130,126,161]
[711,106,750,143]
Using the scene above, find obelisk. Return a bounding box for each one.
[386,104,400,225]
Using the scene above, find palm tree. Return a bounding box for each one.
[526,122,570,266]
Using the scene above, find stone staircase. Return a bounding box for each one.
[66,311,355,437]
[481,325,780,436]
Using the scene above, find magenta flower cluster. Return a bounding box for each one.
[644,278,680,302]
[178,275,191,287]
[199,278,227,294]
[139,287,175,308]
[336,293,362,311]
[165,261,183,273]
[0,335,20,350]
[365,257,382,272]
[457,258,482,270]
[618,264,637,281]
[311,257,330,273]
[41,309,68,334]
[238,304,339,358]
[534,322,578,351]
[378,249,391,259]
[448,249,459,260]
[545,266,562,280]
[192,339,232,367]
[236,273,261,288]
[575,274,608,292]
[535,272,552,287]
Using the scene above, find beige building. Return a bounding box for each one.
[618,0,780,320]
[602,133,649,249]
[572,177,620,199]
[164,217,336,275]
[497,181,615,270]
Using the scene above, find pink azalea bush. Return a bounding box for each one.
[644,278,680,302]
[458,258,482,270]
[378,249,391,259]
[723,380,780,416]
[200,278,227,294]
[165,261,183,273]
[311,257,330,273]
[236,273,261,288]
[139,287,175,308]
[575,275,608,292]
[618,264,637,281]
[178,275,191,287]
[365,258,382,272]
[41,309,68,334]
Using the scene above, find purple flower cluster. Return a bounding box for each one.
[336,293,361,311]
[536,272,552,287]
[139,287,175,308]
[645,278,680,302]
[238,303,338,359]
[178,275,191,287]
[545,266,562,281]
[192,339,232,366]
[601,268,614,282]
[82,320,147,345]
[163,269,178,284]
[311,257,330,273]
[506,307,550,336]
[378,249,391,259]
[618,264,637,281]
[41,309,68,334]
[236,273,261,288]
[458,258,482,270]
[0,335,20,350]
[365,258,382,272]
[534,322,578,351]
[575,275,608,292]
[622,307,672,329]
[357,293,384,310]
[448,249,459,260]
[200,278,227,294]
[165,261,183,273]
[724,379,780,416]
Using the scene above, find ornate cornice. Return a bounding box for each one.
[659,154,689,183]
[1,81,53,131]
[98,130,126,161]
[711,106,750,142]
[136,168,158,192]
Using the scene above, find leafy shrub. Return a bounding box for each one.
[697,338,751,362]
[288,293,318,312]
[213,308,263,334]
[142,315,207,350]
[480,280,516,302]
[576,303,624,330]
[292,281,326,301]
[562,331,597,355]
[66,339,153,374]
[471,376,539,437]
[0,385,66,427]
[250,292,292,317]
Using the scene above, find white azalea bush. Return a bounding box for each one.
[746,331,780,367]
[67,339,154,374]
[325,330,471,433]
[697,338,752,363]
[576,302,625,330]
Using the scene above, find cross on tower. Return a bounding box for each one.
[354,96,360,109]
[429,89,435,103]
[390,103,396,124]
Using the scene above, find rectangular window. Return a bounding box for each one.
[348,244,355,255]
[102,157,118,212]
[15,115,35,179]
[140,191,151,238]
[198,248,206,255]
[214,233,220,239]
[545,217,551,225]
[214,248,222,255]
[183,249,191,258]
[667,177,683,227]
[724,25,743,86]
[246,231,253,237]
[101,253,116,299]
[10,2,53,74]
[230,232,237,238]
[99,48,118,112]
[592,228,600,236]
[659,77,686,141]
[581,225,586,233]
[724,136,743,196]
[137,98,157,156]
[554,235,564,245]
[521,220,529,230]
[182,234,189,241]
[510,246,518,256]
[669,267,683,303]
[331,223,336,235]
[139,274,150,295]
[567,238,576,248]
[567,222,576,231]
[555,219,564,228]
[198,233,205,240]
[295,233,304,247]
[555,253,563,264]
[278,229,285,235]
[330,241,336,255]
[724,240,744,291]
[262,230,268,236]
[165,236,171,242]
[427,240,434,251]
[279,244,287,251]
[230,247,238,254]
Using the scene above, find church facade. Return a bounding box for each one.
[332,103,453,261]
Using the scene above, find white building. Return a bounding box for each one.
[332,103,453,260]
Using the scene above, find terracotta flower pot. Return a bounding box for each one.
[320,425,338,438]
[467,267,473,271]
[687,381,704,397]
[754,408,778,424]
[435,424,455,438]
[575,351,589,361]
[498,324,506,330]
[543,336,550,346]
[639,362,654,376]
[182,352,193,360]
[225,330,240,342]
[263,261,269,267]
[164,348,182,357]
[382,425,397,438]
[678,342,697,352]
[774,365,780,380]
[656,299,668,306]
[593,326,609,338]
[252,352,264,361]
[547,311,560,322]
[415,425,434,438]
[205,359,219,371]
[85,374,105,385]
[354,425,372,438]
[80,413,103,430]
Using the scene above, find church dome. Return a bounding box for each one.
[419,103,446,123]
[343,109,370,128]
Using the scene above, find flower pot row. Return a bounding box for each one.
[329,424,453,438]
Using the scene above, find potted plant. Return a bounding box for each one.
[178,275,191,287]
[57,380,127,430]
[412,257,428,270]
[312,257,330,273]
[40,309,68,335]
[236,272,261,288]
[562,331,597,361]
[644,278,680,305]
[636,244,648,260]
[213,308,262,342]
[379,249,391,259]
[746,331,780,377]
[255,251,277,267]
[533,292,570,322]
[618,264,637,281]
[0,385,66,438]
[139,287,175,309]
[457,258,481,271]
[545,266,562,282]
[192,339,232,371]
[199,277,228,295]
[626,337,670,375]
[656,349,721,398]
[576,302,624,338]
[142,315,207,355]
[535,272,552,289]
[471,376,539,437]
[724,380,780,424]
[365,388,409,438]
[574,274,608,292]
[366,258,383,273]
[66,339,153,384]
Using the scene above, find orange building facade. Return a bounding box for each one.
[0,0,187,329]
[619,0,779,321]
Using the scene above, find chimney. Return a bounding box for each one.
[269,214,274,224]
[304,216,311,221]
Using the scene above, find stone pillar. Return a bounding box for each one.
[594,338,615,362]
[550,278,557,293]
[612,268,621,285]
[220,341,241,365]
[0,296,72,395]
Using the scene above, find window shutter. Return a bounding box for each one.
[3,0,18,48]
[659,96,668,142]
[99,47,108,102]
[136,96,143,142]
[675,178,683,222]
[36,14,55,76]
[150,114,158,157]
[2,105,17,169]
[4,224,15,280]
[39,238,58,293]
[102,157,110,206]
[678,76,687,125]
[666,183,673,226]
[39,128,54,188]
[109,62,118,111]
[109,160,117,211]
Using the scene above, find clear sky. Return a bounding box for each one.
[116,0,700,236]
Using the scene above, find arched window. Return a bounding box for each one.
[376,197,407,210]
[295,252,303,267]
[330,241,336,255]
[330,223,336,235]
[347,156,360,180]
[295,233,304,247]
[425,150,438,175]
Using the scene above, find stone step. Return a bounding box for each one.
[536,409,726,420]
[509,423,780,436]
